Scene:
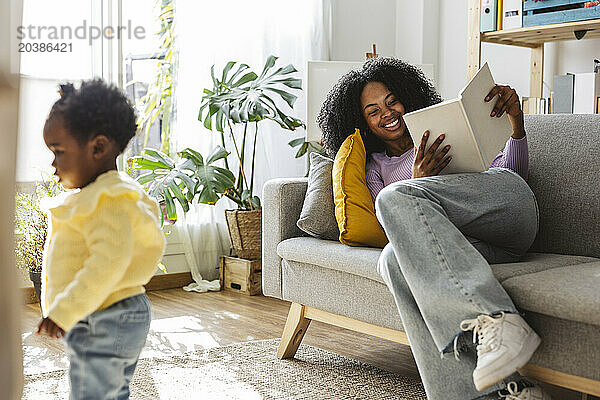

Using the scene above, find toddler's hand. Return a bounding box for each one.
[37,317,65,339]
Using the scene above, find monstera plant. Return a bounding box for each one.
[197,55,305,210]
[132,146,235,222]
[134,55,306,259]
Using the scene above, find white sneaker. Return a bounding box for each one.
[460,312,541,391]
[499,381,553,399]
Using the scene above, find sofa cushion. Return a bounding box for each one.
[502,261,600,326]
[332,129,388,248]
[278,237,383,282]
[296,153,339,241]
[490,253,599,282]
[524,114,600,259]
[277,236,598,286]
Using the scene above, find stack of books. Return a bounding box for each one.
[552,72,600,114]
[522,97,552,115]
[480,0,523,32]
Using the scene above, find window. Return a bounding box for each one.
[16,0,166,182]
[17,0,95,182]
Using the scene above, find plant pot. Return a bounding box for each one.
[224,209,262,260]
[29,270,42,307]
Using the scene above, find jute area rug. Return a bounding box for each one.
[23,339,426,400]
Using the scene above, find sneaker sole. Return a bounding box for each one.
[473,330,541,391]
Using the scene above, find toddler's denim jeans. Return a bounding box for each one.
[375,168,539,400]
[65,293,151,400]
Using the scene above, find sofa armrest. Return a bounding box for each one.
[262,178,308,299]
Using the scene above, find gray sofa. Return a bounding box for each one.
[262,114,600,396]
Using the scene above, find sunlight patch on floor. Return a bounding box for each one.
[140,315,220,358]
[23,315,224,375]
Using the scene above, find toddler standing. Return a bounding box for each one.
[36,79,165,399]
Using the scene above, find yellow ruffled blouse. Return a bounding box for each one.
[41,170,165,331]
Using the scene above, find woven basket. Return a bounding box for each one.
[225,209,262,260]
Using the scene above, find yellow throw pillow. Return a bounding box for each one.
[332,129,388,248]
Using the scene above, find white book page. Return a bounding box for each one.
[460,63,513,166]
[403,100,485,174]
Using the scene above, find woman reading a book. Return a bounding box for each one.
[317,57,551,400]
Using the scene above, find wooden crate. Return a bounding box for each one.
[219,256,262,296]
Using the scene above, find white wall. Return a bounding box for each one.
[330,0,396,61]
[330,0,600,100]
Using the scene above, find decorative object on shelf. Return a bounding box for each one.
[523,0,600,27]
[366,43,378,59]
[15,176,65,307]
[219,255,262,295]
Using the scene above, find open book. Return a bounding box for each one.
[402,63,512,174]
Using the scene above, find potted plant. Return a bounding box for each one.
[133,55,305,259]
[14,176,64,307]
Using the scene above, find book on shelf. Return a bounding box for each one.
[502,0,523,29]
[402,63,512,175]
[481,0,498,32]
[523,97,551,115]
[573,72,600,114]
[552,74,575,114]
[497,0,503,30]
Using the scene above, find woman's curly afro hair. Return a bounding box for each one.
[317,57,442,157]
[47,79,137,153]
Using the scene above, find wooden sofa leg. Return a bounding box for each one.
[277,302,311,359]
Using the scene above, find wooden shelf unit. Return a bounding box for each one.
[468,0,600,98]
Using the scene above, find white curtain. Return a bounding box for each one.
[174,0,331,287]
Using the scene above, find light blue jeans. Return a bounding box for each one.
[375,168,539,400]
[65,294,151,400]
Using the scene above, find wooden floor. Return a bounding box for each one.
[21,288,593,399]
[21,288,419,379]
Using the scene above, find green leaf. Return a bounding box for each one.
[167,180,189,212]
[288,137,305,147]
[295,142,309,158]
[133,158,169,171]
[143,148,175,168]
[179,148,204,166]
[274,78,303,89]
[137,172,160,185]
[163,190,177,221]
[221,61,236,83]
[258,55,278,80]
[232,72,258,88]
[250,196,261,210]
[206,146,229,165]
[264,87,298,108]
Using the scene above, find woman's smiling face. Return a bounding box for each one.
[360,81,407,142]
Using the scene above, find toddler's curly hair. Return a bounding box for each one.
[317,57,442,157]
[47,79,136,152]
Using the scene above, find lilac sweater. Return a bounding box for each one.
[366,136,529,202]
